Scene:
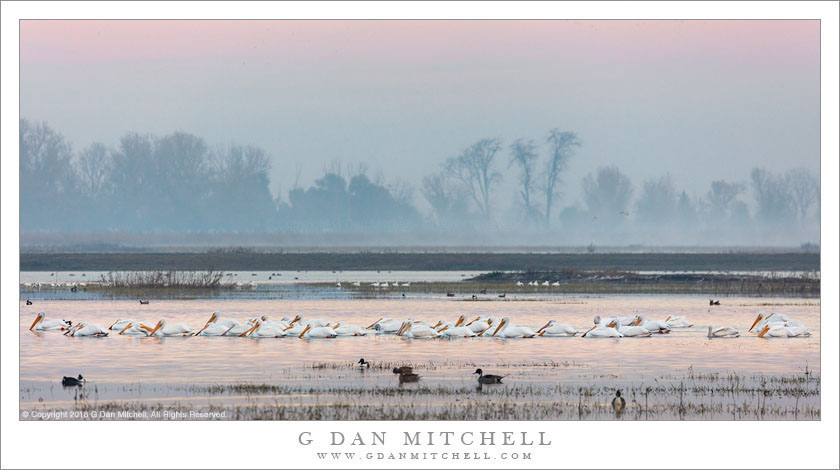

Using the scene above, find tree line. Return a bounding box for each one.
[20,119,819,243]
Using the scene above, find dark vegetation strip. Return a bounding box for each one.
[20,252,820,272]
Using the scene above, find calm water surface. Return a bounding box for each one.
[20,295,819,383]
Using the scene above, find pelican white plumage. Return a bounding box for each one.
[397,320,441,338]
[299,324,337,338]
[432,314,467,331]
[192,312,241,336]
[665,315,693,328]
[464,316,495,333]
[536,320,577,337]
[146,319,192,337]
[516,281,524,286]
[437,324,477,337]
[606,320,651,337]
[117,322,153,336]
[757,322,810,338]
[749,312,791,333]
[240,319,287,338]
[369,317,402,334]
[581,324,622,338]
[707,325,739,338]
[29,312,73,331]
[64,322,109,337]
[108,318,140,331]
[329,321,370,336]
[633,315,671,334]
[593,315,618,327]
[487,316,536,338]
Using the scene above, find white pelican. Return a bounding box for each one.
[329,321,370,336]
[707,325,739,338]
[536,320,577,337]
[516,281,524,286]
[352,281,361,287]
[432,314,467,331]
[632,315,671,334]
[757,322,810,338]
[437,324,477,337]
[593,315,618,326]
[64,322,109,337]
[193,312,242,336]
[108,318,140,331]
[665,315,693,328]
[397,320,441,338]
[606,320,651,337]
[299,324,337,338]
[29,312,73,331]
[371,318,402,334]
[488,317,536,338]
[117,322,153,336]
[464,316,496,333]
[581,324,622,338]
[146,319,192,337]
[749,312,791,332]
[240,319,287,338]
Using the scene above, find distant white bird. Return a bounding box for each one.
[397,320,440,338]
[536,320,577,337]
[665,315,694,328]
[707,325,739,338]
[437,324,477,338]
[401,282,410,287]
[749,312,791,332]
[241,319,287,338]
[299,324,337,338]
[352,281,361,287]
[516,281,524,286]
[581,324,622,338]
[29,312,73,331]
[633,315,671,334]
[146,319,192,337]
[606,319,651,337]
[108,318,139,331]
[336,282,342,287]
[541,281,550,286]
[551,281,561,286]
[329,321,370,336]
[64,322,109,337]
[488,316,536,338]
[117,322,153,336]
[757,322,810,338]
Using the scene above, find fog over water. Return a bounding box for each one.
[19,20,820,247]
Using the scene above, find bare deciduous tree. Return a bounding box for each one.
[508,138,541,223]
[582,166,633,222]
[78,142,111,198]
[786,168,819,223]
[544,130,580,226]
[446,138,502,218]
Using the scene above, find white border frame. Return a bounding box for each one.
[2,2,837,469]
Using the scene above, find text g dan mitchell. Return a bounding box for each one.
[298,431,552,447]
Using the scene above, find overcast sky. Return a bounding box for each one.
[20,20,819,212]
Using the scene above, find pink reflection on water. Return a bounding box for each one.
[19,296,819,384]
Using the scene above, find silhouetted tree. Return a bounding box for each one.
[508,138,541,224]
[446,138,502,218]
[786,168,819,224]
[636,174,677,226]
[543,130,580,226]
[582,166,633,223]
[750,168,795,227]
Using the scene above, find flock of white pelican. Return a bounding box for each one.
[27,310,810,339]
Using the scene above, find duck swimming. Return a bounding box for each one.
[612,390,626,412]
[61,374,85,387]
[475,368,505,384]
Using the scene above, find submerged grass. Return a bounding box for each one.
[23,364,820,421]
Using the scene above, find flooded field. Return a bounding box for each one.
[18,294,820,420]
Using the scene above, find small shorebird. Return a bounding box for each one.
[475,368,504,384]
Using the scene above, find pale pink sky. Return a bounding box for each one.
[19,20,820,212]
